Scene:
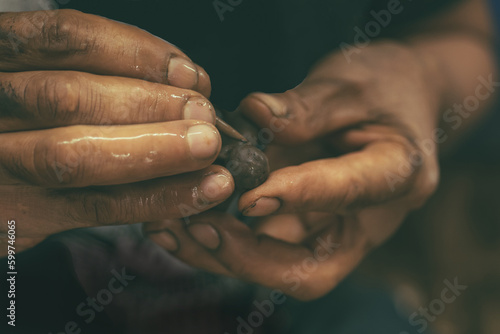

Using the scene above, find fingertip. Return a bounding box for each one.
[238,188,260,213]
[241,197,281,217]
[206,164,235,188]
[196,65,212,98]
[143,219,182,252]
[237,92,275,123]
[148,229,180,252]
[186,122,221,160]
[248,92,288,117]
[199,170,235,203]
[237,92,299,144]
[237,170,281,214]
[187,222,221,250]
[142,220,171,233]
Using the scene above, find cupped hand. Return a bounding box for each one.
[0,10,234,254]
[145,42,443,300]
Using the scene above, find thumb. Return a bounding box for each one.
[238,139,437,215]
[237,78,371,145]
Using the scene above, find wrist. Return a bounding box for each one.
[408,43,450,119]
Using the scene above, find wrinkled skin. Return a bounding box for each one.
[0,10,235,254]
[146,0,496,299]
[145,43,441,300]
[1,1,495,302]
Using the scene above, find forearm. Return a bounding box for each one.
[406,0,497,144]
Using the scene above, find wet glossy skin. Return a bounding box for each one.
[0,120,219,186]
[0,0,496,302]
[145,0,496,300]
[0,9,234,252]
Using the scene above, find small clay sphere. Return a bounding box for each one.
[224,144,270,190]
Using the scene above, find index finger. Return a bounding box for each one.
[239,137,439,216]
[0,9,211,96]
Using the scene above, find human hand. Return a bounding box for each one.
[0,10,234,254]
[145,42,442,300]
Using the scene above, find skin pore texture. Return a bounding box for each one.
[0,0,497,301]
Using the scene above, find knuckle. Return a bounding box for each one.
[136,87,161,120]
[0,13,33,59]
[69,187,147,225]
[32,128,95,186]
[33,137,76,186]
[36,73,83,122]
[0,14,16,52]
[39,9,95,54]
[111,84,155,124]
[47,10,77,37]
[78,192,116,225]
[0,75,24,119]
[294,174,315,207]
[1,146,32,182]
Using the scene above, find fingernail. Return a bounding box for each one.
[243,197,281,216]
[200,173,233,202]
[147,229,179,252]
[187,124,220,160]
[168,56,198,89]
[196,65,212,96]
[187,223,220,250]
[183,97,215,123]
[252,93,288,117]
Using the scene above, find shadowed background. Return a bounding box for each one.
[358,2,500,333]
[0,1,498,333]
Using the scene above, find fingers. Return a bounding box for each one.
[0,120,221,187]
[0,71,215,132]
[0,166,234,235]
[254,212,338,244]
[147,212,361,301]
[143,219,234,277]
[0,10,210,96]
[237,79,372,145]
[239,139,436,215]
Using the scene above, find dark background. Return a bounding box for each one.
[1,1,499,333]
